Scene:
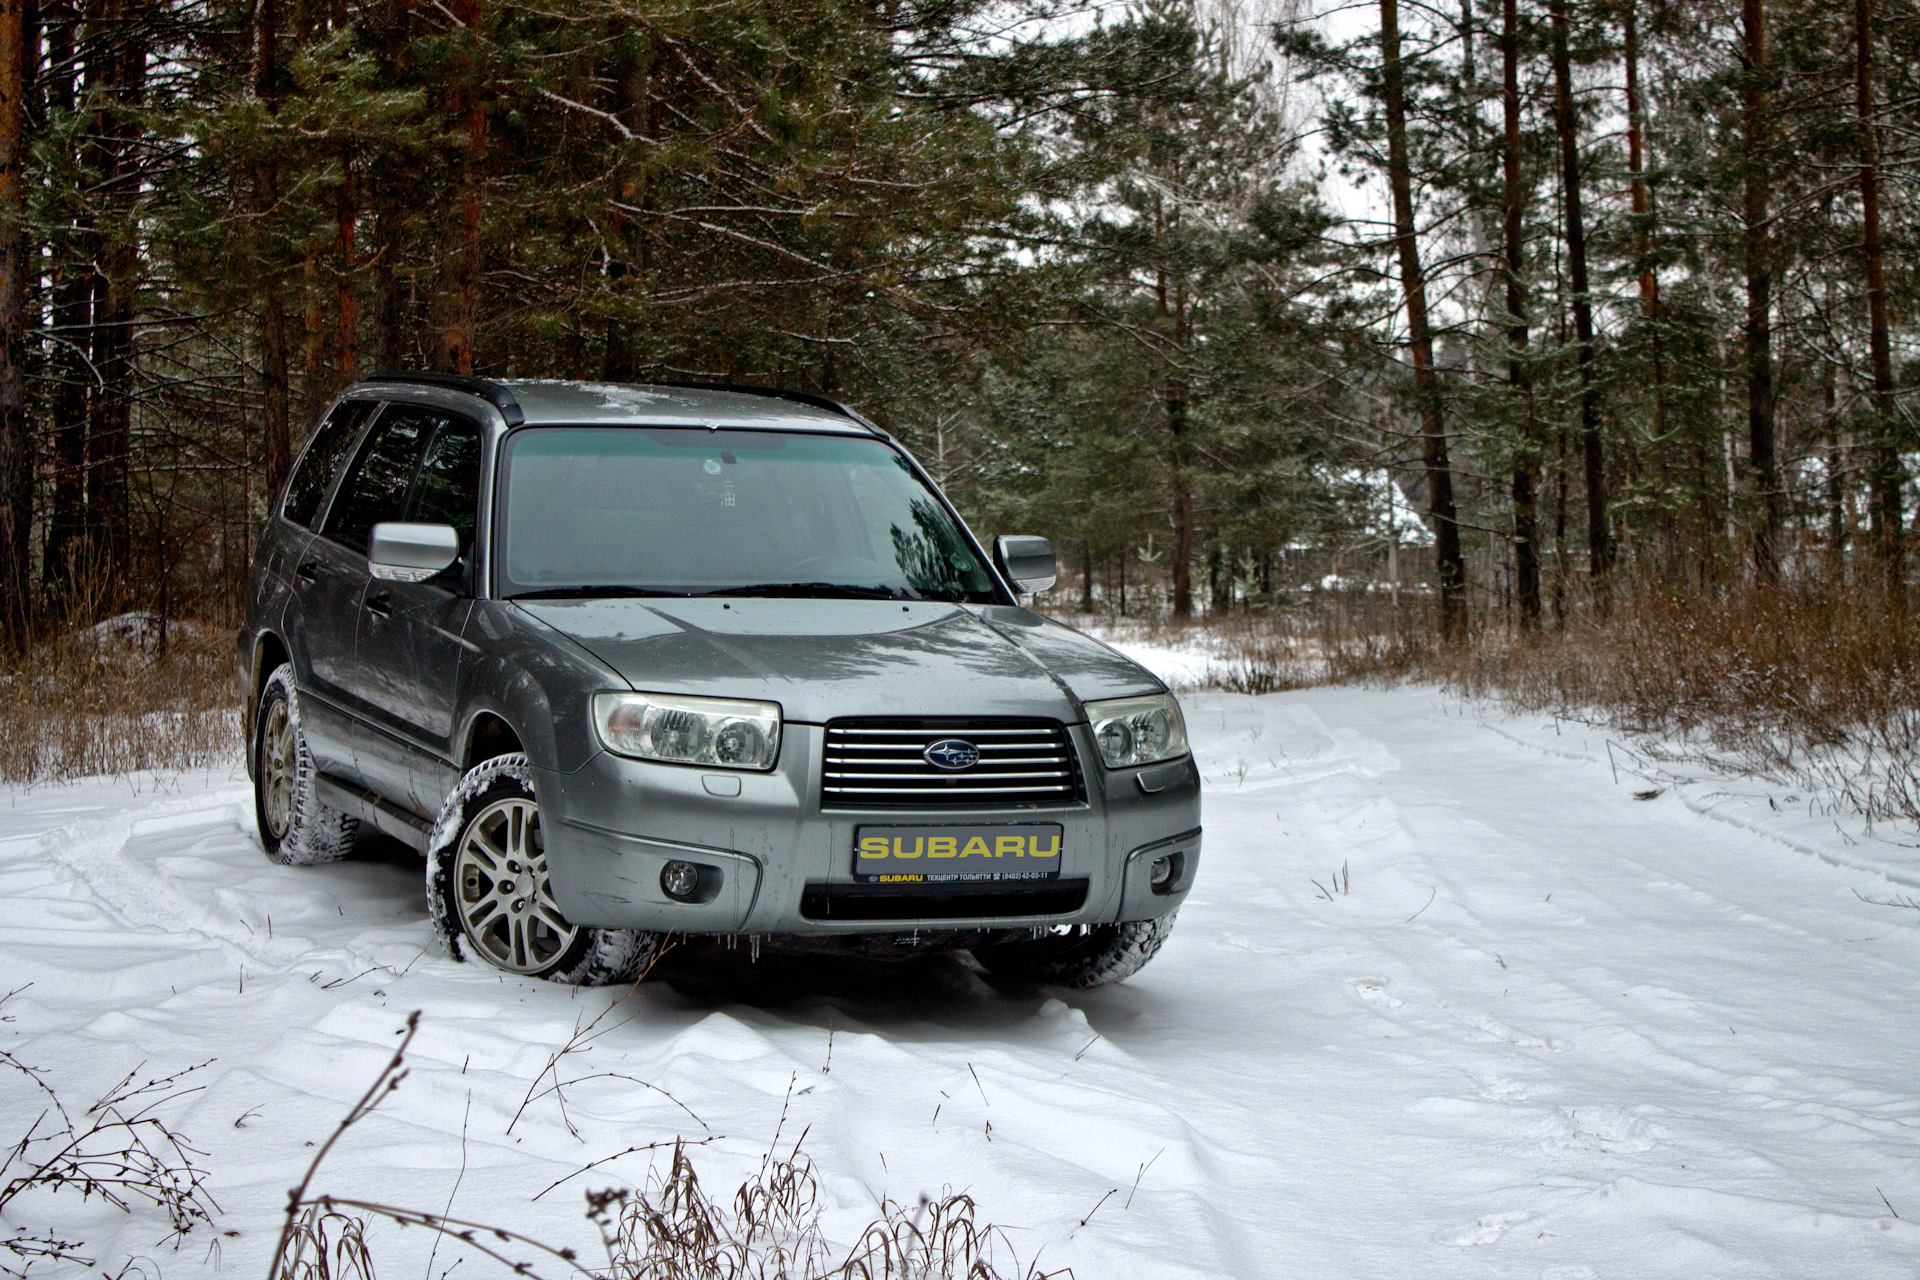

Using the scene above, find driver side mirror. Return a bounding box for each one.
[369,522,461,583]
[994,535,1056,594]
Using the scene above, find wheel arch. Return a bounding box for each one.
[461,710,525,770]
[244,631,293,778]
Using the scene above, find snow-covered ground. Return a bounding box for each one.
[4,674,1920,1276]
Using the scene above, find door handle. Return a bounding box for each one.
[366,591,393,618]
[295,561,319,584]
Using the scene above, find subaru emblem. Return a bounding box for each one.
[923,738,980,770]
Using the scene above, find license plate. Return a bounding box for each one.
[854,824,1063,884]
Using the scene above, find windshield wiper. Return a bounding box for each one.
[705,582,911,601]
[509,586,686,600]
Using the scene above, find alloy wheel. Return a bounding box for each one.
[260,697,295,841]
[453,796,577,973]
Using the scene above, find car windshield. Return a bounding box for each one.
[497,427,1004,603]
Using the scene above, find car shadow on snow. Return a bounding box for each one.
[645,941,1161,1045]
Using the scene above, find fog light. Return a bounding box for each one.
[1149,856,1174,889]
[660,860,701,902]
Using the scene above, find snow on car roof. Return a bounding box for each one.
[496,380,874,432]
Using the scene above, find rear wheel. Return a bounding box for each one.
[253,663,358,866]
[426,754,661,985]
[972,916,1176,988]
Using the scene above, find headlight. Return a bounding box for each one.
[591,691,782,771]
[1085,693,1189,769]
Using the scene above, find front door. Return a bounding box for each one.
[317,402,440,804]
[352,405,484,815]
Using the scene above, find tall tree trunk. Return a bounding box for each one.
[1553,420,1569,623]
[258,264,290,494]
[1855,0,1903,602]
[369,0,410,371]
[1501,0,1539,627]
[1079,540,1094,612]
[46,262,87,588]
[43,2,85,594]
[436,0,482,374]
[336,149,356,378]
[1549,0,1611,593]
[300,246,324,426]
[1624,0,1665,437]
[1741,0,1780,580]
[1823,356,1846,580]
[602,47,651,382]
[254,0,291,496]
[1168,380,1194,619]
[1380,0,1466,634]
[373,199,405,369]
[0,0,32,639]
[85,0,135,592]
[1156,206,1197,621]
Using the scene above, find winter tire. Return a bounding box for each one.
[973,915,1176,988]
[254,663,359,866]
[426,753,662,985]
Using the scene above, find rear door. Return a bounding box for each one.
[352,405,484,814]
[280,399,381,780]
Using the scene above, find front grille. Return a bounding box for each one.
[820,718,1081,809]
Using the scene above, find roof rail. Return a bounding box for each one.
[362,371,525,425]
[649,381,888,438]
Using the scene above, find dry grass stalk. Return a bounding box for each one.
[1135,580,1920,829]
[272,1206,377,1280]
[273,1014,1067,1280]
[511,953,707,1148]
[588,1134,1068,1280]
[1436,583,1920,827]
[0,614,238,785]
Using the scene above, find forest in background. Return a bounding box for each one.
[0,0,1911,642]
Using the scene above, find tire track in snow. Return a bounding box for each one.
[21,784,427,982]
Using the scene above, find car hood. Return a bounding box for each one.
[512,598,1163,723]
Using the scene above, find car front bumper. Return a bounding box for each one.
[533,721,1202,936]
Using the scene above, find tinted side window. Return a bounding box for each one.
[283,400,378,529]
[406,416,482,548]
[323,407,433,555]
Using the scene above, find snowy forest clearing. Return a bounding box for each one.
[2,681,1919,1278]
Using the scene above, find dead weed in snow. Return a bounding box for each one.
[0,615,236,786]
[273,1012,1067,1280]
[1436,583,1920,829]
[1081,580,1920,830]
[0,993,218,1276]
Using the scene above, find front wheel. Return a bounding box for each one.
[972,916,1177,988]
[426,754,662,985]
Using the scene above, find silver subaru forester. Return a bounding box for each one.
[240,376,1200,988]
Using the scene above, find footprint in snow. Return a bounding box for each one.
[1353,978,1402,1008]
[1462,1009,1568,1052]
[1539,1105,1662,1154]
[1477,1076,1533,1102]
[1437,1210,1530,1247]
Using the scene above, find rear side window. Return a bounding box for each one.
[406,415,482,548]
[324,407,435,555]
[283,400,377,529]
[323,404,483,557]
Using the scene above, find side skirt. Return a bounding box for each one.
[315,774,432,852]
